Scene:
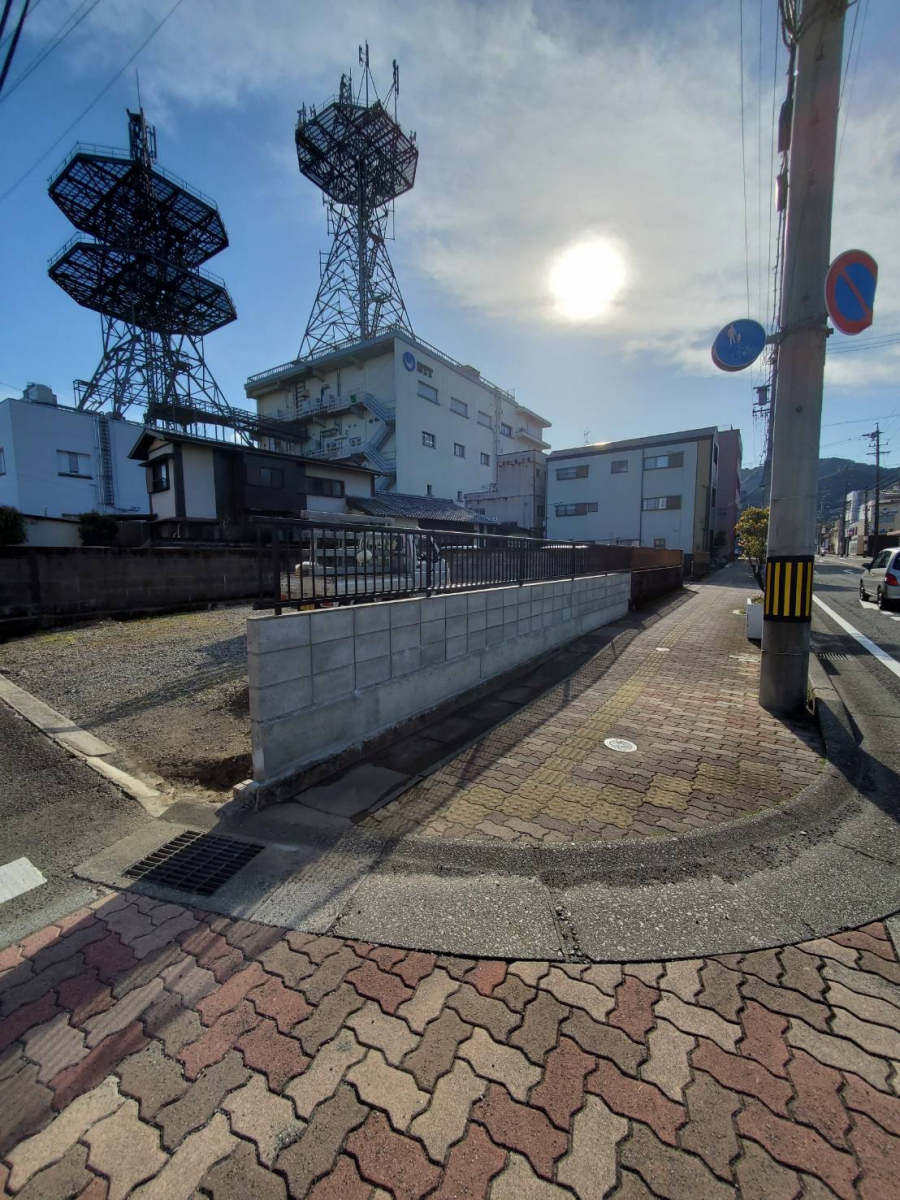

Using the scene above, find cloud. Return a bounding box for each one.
[26,0,900,387]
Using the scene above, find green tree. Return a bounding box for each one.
[78,511,119,547]
[0,505,26,546]
[735,506,768,592]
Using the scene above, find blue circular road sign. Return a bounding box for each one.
[711,319,767,372]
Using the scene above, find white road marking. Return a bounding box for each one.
[0,857,46,904]
[813,597,900,680]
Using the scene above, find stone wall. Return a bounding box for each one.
[0,546,269,633]
[248,572,631,787]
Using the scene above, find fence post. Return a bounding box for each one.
[271,528,281,616]
[571,540,577,579]
[517,540,525,586]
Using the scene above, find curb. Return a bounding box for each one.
[0,674,168,818]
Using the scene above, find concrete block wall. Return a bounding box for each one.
[248,572,631,785]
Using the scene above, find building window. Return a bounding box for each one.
[418,381,439,404]
[555,502,598,517]
[147,458,170,493]
[477,411,492,428]
[642,495,682,510]
[537,505,544,519]
[611,460,628,474]
[457,490,463,501]
[57,450,91,477]
[500,422,513,437]
[450,397,468,417]
[422,431,436,448]
[0,448,5,474]
[417,362,433,378]
[480,452,490,466]
[258,466,284,487]
[653,538,667,548]
[644,452,684,470]
[454,442,466,458]
[308,477,345,497]
[426,484,433,496]
[556,465,588,480]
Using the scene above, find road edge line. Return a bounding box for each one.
[812,597,900,680]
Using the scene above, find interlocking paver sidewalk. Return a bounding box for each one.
[3,892,899,1198]
[363,572,825,844]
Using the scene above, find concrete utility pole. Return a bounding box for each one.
[760,0,847,714]
[866,424,882,554]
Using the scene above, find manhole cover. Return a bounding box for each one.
[604,737,637,753]
[123,831,264,897]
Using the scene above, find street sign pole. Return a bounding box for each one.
[759,0,847,714]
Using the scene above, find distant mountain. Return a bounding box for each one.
[740,457,879,515]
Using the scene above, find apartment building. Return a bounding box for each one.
[244,331,551,503]
[546,427,719,571]
[0,384,148,544]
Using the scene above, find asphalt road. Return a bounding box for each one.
[0,703,149,948]
[811,553,900,713]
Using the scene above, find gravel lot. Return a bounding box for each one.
[0,606,253,799]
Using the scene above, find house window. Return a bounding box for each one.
[457,490,463,501]
[0,448,5,474]
[477,411,492,428]
[422,431,436,448]
[259,466,284,487]
[642,495,682,510]
[450,397,468,417]
[416,362,434,378]
[454,443,466,458]
[308,477,345,497]
[57,450,91,477]
[418,381,439,404]
[644,452,684,470]
[147,458,170,493]
[500,422,513,437]
[480,452,490,466]
[653,538,667,548]
[426,484,433,496]
[556,465,588,480]
[611,460,628,474]
[555,502,598,517]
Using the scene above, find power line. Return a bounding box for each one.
[836,0,869,171]
[0,0,29,96]
[0,0,103,106]
[0,0,187,205]
[738,0,752,318]
[0,0,40,50]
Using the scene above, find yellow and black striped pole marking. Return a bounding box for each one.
[764,555,814,622]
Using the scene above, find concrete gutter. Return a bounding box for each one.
[0,674,168,818]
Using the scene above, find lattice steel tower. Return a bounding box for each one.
[47,109,237,426]
[296,47,418,358]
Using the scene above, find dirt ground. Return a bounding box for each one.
[0,606,254,800]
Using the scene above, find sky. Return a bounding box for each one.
[1,0,899,475]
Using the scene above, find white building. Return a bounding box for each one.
[0,384,149,544]
[245,331,551,504]
[465,449,548,535]
[546,427,719,570]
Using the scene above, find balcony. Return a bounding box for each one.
[516,426,551,450]
[296,392,365,420]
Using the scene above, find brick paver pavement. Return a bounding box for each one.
[363,575,825,844]
[2,892,899,1198]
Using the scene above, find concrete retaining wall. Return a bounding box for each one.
[0,546,269,634]
[631,565,684,606]
[248,572,631,786]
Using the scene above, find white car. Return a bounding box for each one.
[860,548,900,610]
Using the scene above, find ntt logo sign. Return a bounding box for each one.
[402,351,415,371]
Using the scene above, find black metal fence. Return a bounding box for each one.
[253,517,683,613]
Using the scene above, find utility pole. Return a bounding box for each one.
[755,384,773,504]
[866,424,882,555]
[837,471,848,558]
[760,0,847,714]
[863,485,870,555]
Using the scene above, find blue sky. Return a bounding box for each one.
[1,0,899,473]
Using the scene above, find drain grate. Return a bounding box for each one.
[123,831,264,896]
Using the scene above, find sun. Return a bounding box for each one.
[548,237,627,322]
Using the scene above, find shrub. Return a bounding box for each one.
[735,506,768,592]
[0,505,26,546]
[78,510,119,546]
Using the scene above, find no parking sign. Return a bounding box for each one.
[825,249,878,335]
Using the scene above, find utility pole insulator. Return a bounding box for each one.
[759,0,848,714]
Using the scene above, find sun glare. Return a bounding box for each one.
[548,237,627,322]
